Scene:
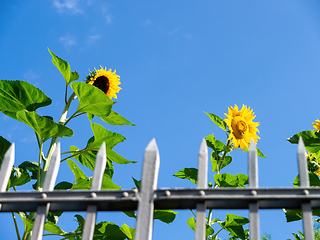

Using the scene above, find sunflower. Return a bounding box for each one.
[86,67,121,99]
[312,119,320,132]
[224,104,260,151]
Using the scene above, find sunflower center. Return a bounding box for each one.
[231,116,248,139]
[93,76,110,94]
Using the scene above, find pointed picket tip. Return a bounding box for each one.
[96,142,106,160]
[298,136,306,154]
[145,138,159,153]
[249,138,257,152]
[43,142,61,191]
[4,143,15,161]
[0,143,15,192]
[197,138,208,189]
[199,138,208,156]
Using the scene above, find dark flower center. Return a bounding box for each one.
[93,76,109,94]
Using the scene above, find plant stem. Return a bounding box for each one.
[12,212,21,240]
[37,142,43,190]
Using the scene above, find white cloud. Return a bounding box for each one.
[24,70,41,81]
[87,34,101,44]
[53,0,92,14]
[105,14,112,24]
[59,35,76,48]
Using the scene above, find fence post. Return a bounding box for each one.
[248,139,260,240]
[135,139,160,240]
[31,142,61,240]
[297,137,314,240]
[82,142,107,240]
[196,138,208,240]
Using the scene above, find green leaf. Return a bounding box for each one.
[287,131,320,153]
[0,80,51,119]
[173,168,198,184]
[214,173,238,187]
[100,110,135,126]
[16,110,73,143]
[187,217,196,231]
[0,136,11,165]
[204,112,227,131]
[132,177,141,189]
[55,181,73,190]
[106,149,136,164]
[224,214,250,227]
[10,167,31,188]
[47,211,63,225]
[293,172,320,187]
[119,224,135,240]
[48,48,79,85]
[211,155,232,172]
[206,134,231,153]
[221,214,249,240]
[284,209,302,222]
[19,161,38,179]
[17,213,34,234]
[237,173,249,187]
[256,147,266,158]
[44,221,66,235]
[67,159,88,181]
[88,123,126,150]
[123,211,136,218]
[94,222,127,239]
[154,210,177,223]
[187,217,213,236]
[71,82,114,118]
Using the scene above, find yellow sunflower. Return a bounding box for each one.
[86,67,121,99]
[312,119,320,132]
[224,104,260,151]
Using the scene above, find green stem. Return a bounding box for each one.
[11,212,21,240]
[37,142,43,190]
[63,111,85,126]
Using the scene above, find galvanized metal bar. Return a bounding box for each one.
[0,143,15,192]
[297,137,314,240]
[196,138,208,240]
[31,142,61,240]
[135,139,160,240]
[82,142,107,240]
[248,139,260,240]
[2,188,320,211]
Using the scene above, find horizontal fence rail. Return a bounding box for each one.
[0,137,317,240]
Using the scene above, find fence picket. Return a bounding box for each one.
[135,139,160,240]
[297,137,314,240]
[31,142,61,240]
[248,139,260,240]
[0,143,15,192]
[82,142,107,240]
[196,138,208,240]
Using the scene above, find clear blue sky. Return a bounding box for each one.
[1,0,320,239]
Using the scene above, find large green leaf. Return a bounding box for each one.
[44,221,66,235]
[106,149,136,164]
[119,224,135,240]
[214,173,238,187]
[206,134,231,153]
[173,168,198,185]
[16,110,73,143]
[19,161,39,179]
[94,221,127,239]
[71,82,114,118]
[70,146,114,178]
[88,123,126,150]
[100,111,135,126]
[220,214,249,240]
[9,167,31,188]
[288,131,320,153]
[211,155,232,172]
[204,112,227,131]
[0,80,51,119]
[48,48,79,85]
[154,210,177,223]
[284,209,302,222]
[0,136,11,165]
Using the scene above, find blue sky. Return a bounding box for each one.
[1,0,320,239]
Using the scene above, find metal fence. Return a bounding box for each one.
[0,137,318,240]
